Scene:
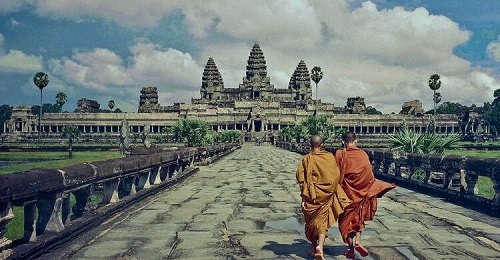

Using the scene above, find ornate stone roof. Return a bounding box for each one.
[288,60,311,90]
[139,86,159,106]
[245,42,267,81]
[202,57,224,89]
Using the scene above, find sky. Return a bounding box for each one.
[0,0,498,114]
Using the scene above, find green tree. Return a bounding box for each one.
[171,118,215,146]
[428,74,442,115]
[280,116,341,143]
[366,106,382,115]
[62,125,80,158]
[34,72,49,140]
[55,92,67,112]
[390,125,460,155]
[483,89,500,136]
[311,66,323,100]
[31,103,61,115]
[108,100,115,111]
[219,130,241,143]
[0,105,12,134]
[426,101,466,115]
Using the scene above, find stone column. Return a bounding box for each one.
[36,192,65,234]
[150,166,162,185]
[102,180,121,204]
[0,202,14,251]
[136,170,152,190]
[119,176,137,197]
[71,186,92,219]
[23,201,37,241]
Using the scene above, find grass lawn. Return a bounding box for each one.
[445,149,500,158]
[0,151,121,174]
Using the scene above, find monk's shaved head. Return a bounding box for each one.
[310,135,323,148]
[342,131,356,144]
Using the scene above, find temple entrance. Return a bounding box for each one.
[254,120,262,132]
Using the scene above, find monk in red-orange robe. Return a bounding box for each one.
[296,135,350,260]
[335,132,395,258]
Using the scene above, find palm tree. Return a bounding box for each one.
[311,66,323,100]
[108,100,115,112]
[33,72,49,140]
[428,74,442,115]
[55,92,67,112]
[62,125,80,158]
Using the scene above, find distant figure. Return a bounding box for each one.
[119,120,131,157]
[335,132,396,259]
[296,135,350,259]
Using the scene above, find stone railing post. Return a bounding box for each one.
[0,202,13,252]
[102,180,121,204]
[136,170,152,190]
[36,192,65,234]
[463,172,479,195]
[23,201,37,242]
[71,186,92,219]
[61,193,71,226]
[491,170,500,203]
[119,176,137,197]
[422,156,432,184]
[150,166,162,185]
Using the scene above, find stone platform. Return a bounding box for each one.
[44,144,500,260]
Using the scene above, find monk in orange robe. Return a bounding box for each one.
[296,135,350,260]
[335,132,395,259]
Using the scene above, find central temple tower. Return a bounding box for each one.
[239,42,275,100]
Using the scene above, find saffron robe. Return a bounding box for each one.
[296,150,351,243]
[335,147,396,243]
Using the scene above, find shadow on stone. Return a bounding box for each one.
[262,239,346,258]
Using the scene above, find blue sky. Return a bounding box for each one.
[0,0,498,113]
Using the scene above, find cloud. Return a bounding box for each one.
[0,33,44,73]
[48,39,203,111]
[8,0,498,113]
[487,39,500,62]
[0,0,29,13]
[10,18,20,26]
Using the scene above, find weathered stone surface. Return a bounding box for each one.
[50,145,499,260]
[400,100,425,115]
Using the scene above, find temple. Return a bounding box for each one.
[1,43,488,142]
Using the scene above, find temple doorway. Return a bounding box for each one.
[254,120,262,132]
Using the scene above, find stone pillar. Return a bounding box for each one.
[61,194,71,226]
[23,201,37,241]
[71,186,92,219]
[491,170,500,203]
[136,170,152,190]
[36,192,65,234]
[462,171,478,195]
[150,166,162,185]
[119,176,137,197]
[0,202,14,251]
[102,180,120,204]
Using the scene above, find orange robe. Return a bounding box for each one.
[335,147,395,243]
[296,150,351,243]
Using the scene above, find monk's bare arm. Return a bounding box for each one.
[296,159,306,190]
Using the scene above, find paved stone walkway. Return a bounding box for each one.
[55,144,499,260]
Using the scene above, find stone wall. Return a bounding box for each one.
[0,143,240,259]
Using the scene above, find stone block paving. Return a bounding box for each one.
[61,144,499,260]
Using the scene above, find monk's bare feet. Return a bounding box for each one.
[314,245,325,260]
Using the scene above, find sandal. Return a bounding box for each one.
[343,249,355,259]
[354,243,369,257]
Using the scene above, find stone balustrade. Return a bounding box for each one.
[0,143,240,259]
[275,142,500,217]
